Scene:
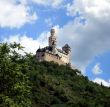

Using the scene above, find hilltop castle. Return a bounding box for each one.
[36,27,71,65]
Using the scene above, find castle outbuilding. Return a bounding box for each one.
[36,27,71,65]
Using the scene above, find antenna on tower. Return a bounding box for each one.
[39,45,40,49]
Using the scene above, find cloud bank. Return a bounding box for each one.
[56,0,110,72]
[0,0,37,28]
[93,78,110,87]
[3,32,49,54]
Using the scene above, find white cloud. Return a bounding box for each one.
[3,33,49,54]
[0,0,37,28]
[2,24,60,54]
[57,20,110,73]
[92,63,103,75]
[93,78,110,87]
[3,25,59,54]
[67,0,110,19]
[54,0,110,73]
[32,0,63,8]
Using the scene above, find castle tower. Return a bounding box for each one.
[62,44,71,65]
[62,44,71,54]
[49,28,57,52]
[36,26,71,65]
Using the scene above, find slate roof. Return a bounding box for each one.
[36,46,52,52]
[63,44,71,49]
[36,45,69,55]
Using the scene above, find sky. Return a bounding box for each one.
[0,0,110,87]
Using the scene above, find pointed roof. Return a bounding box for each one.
[63,44,71,49]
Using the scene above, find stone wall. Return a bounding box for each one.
[44,52,66,65]
[36,52,45,62]
[36,52,66,65]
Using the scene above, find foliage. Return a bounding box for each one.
[0,43,31,107]
[0,43,110,107]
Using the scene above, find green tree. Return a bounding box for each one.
[0,43,31,107]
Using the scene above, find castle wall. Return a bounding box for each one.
[61,55,69,64]
[36,52,66,65]
[44,52,66,65]
[36,52,45,61]
[56,51,70,64]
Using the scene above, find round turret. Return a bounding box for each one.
[49,27,57,48]
[51,28,55,34]
[50,28,55,36]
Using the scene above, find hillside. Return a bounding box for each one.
[0,43,110,107]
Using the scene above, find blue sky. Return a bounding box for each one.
[0,0,110,87]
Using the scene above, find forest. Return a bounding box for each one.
[0,43,110,107]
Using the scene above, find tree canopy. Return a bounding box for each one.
[0,43,110,107]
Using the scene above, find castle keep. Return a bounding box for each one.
[36,28,71,65]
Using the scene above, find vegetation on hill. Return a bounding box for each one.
[0,43,110,107]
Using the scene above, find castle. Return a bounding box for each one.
[36,27,71,65]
